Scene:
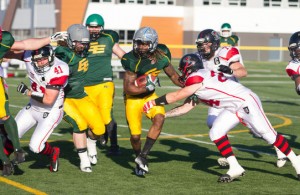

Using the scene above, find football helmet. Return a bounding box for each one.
[85,14,105,41]
[31,45,54,74]
[178,53,204,82]
[220,23,232,38]
[195,29,220,60]
[288,31,300,61]
[133,27,158,58]
[67,24,90,57]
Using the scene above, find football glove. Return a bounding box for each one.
[143,100,154,113]
[17,82,29,95]
[218,65,233,75]
[145,75,159,92]
[50,31,68,42]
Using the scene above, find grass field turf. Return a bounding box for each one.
[1,60,300,194]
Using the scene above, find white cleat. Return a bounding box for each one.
[218,165,245,183]
[277,158,287,168]
[217,157,229,167]
[88,155,97,165]
[135,165,146,176]
[80,159,92,173]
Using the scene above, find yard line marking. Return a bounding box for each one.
[0,177,47,195]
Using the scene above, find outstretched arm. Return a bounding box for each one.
[165,98,198,118]
[11,37,51,51]
[113,43,126,59]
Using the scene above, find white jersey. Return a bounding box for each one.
[185,69,251,113]
[286,59,300,78]
[23,51,69,112]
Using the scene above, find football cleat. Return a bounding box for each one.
[218,165,245,183]
[88,155,97,165]
[277,158,287,168]
[12,148,26,165]
[135,155,149,173]
[98,134,107,146]
[80,159,92,173]
[50,147,60,172]
[2,161,14,176]
[217,157,229,167]
[107,145,121,156]
[135,165,146,176]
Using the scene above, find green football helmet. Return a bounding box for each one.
[220,23,232,38]
[85,14,105,41]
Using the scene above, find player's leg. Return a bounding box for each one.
[241,92,300,180]
[29,109,63,172]
[209,110,245,183]
[64,98,91,172]
[0,135,13,176]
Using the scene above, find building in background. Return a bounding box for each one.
[1,0,299,61]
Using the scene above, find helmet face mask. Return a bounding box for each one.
[133,27,158,58]
[195,29,220,60]
[67,24,90,57]
[31,45,54,74]
[288,31,300,61]
[85,14,105,41]
[178,54,204,82]
[220,23,232,38]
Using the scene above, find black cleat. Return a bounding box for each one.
[12,149,26,165]
[2,161,14,176]
[107,145,121,156]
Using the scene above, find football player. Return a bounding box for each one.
[4,45,69,173]
[55,24,106,173]
[0,26,65,176]
[219,23,239,47]
[84,13,125,162]
[195,29,286,168]
[121,27,184,176]
[143,53,300,182]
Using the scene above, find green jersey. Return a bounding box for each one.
[55,46,88,99]
[0,31,15,63]
[85,30,119,86]
[121,44,171,97]
[220,35,239,47]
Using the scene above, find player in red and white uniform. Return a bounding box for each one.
[195,29,285,167]
[5,45,69,172]
[143,53,300,183]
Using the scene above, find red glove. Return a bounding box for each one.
[143,101,154,113]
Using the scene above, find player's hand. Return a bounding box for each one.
[218,65,233,75]
[17,82,29,95]
[50,31,68,42]
[143,100,154,113]
[145,74,158,92]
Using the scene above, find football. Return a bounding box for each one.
[134,74,157,88]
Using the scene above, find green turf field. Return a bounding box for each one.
[1,60,300,194]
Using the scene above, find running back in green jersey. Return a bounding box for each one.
[0,31,15,63]
[220,35,239,47]
[121,44,171,77]
[86,30,119,86]
[55,46,88,99]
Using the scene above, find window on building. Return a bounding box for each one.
[0,0,9,10]
[203,0,221,6]
[288,0,300,7]
[118,0,144,3]
[35,0,54,4]
[228,0,247,6]
[264,0,282,7]
[90,0,112,2]
[117,29,135,44]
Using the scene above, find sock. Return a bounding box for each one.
[3,116,21,150]
[213,135,234,158]
[40,142,54,156]
[106,120,118,147]
[273,134,291,156]
[4,138,14,156]
[0,136,10,162]
[140,137,156,158]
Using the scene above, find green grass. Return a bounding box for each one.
[1,60,300,194]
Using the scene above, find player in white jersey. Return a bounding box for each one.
[195,29,285,167]
[143,54,300,183]
[4,45,69,172]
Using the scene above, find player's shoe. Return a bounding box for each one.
[12,148,26,165]
[50,147,60,172]
[217,157,229,167]
[135,165,146,176]
[107,145,121,156]
[135,155,149,173]
[80,160,92,173]
[2,161,14,176]
[87,138,98,165]
[292,155,300,180]
[277,158,287,168]
[218,165,245,183]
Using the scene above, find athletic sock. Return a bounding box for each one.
[3,116,21,150]
[213,135,234,158]
[40,142,54,156]
[140,136,156,158]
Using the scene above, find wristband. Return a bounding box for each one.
[31,91,44,103]
[154,94,168,105]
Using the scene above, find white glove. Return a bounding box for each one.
[50,31,68,42]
